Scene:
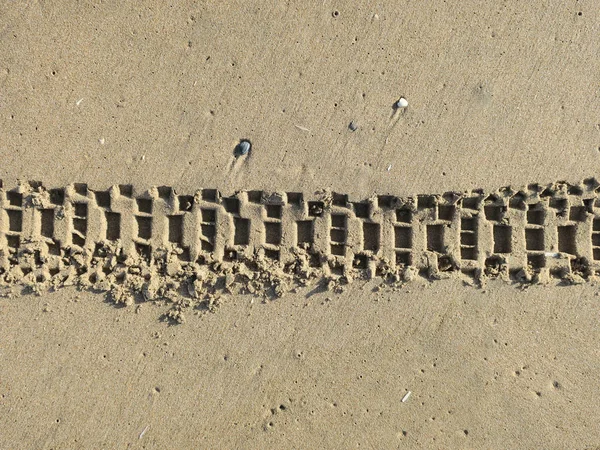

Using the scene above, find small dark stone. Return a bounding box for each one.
[235,140,251,156]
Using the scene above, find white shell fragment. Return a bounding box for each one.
[401,391,412,403]
[545,252,561,258]
[395,97,409,109]
[294,124,310,132]
[139,425,149,439]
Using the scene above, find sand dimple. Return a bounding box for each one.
[1,179,599,321]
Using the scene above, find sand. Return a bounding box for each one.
[1,1,600,448]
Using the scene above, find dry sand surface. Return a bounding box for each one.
[1,1,600,449]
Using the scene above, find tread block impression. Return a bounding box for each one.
[297,220,314,246]
[427,224,445,253]
[395,226,412,249]
[136,216,152,240]
[362,222,380,252]
[234,218,250,246]
[353,202,370,219]
[7,191,22,206]
[330,214,347,256]
[178,195,195,212]
[105,212,121,241]
[558,225,576,255]
[72,202,88,247]
[265,222,282,245]
[7,210,22,232]
[137,198,152,214]
[200,208,216,252]
[168,215,184,244]
[460,217,478,261]
[94,191,111,209]
[493,225,512,254]
[40,209,55,238]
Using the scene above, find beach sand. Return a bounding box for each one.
[1,1,600,448]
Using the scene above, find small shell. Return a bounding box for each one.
[349,121,358,131]
[395,97,409,108]
[401,391,412,403]
[236,140,251,156]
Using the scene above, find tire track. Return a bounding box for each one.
[1,179,598,320]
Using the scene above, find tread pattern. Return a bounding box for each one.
[2,179,600,303]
